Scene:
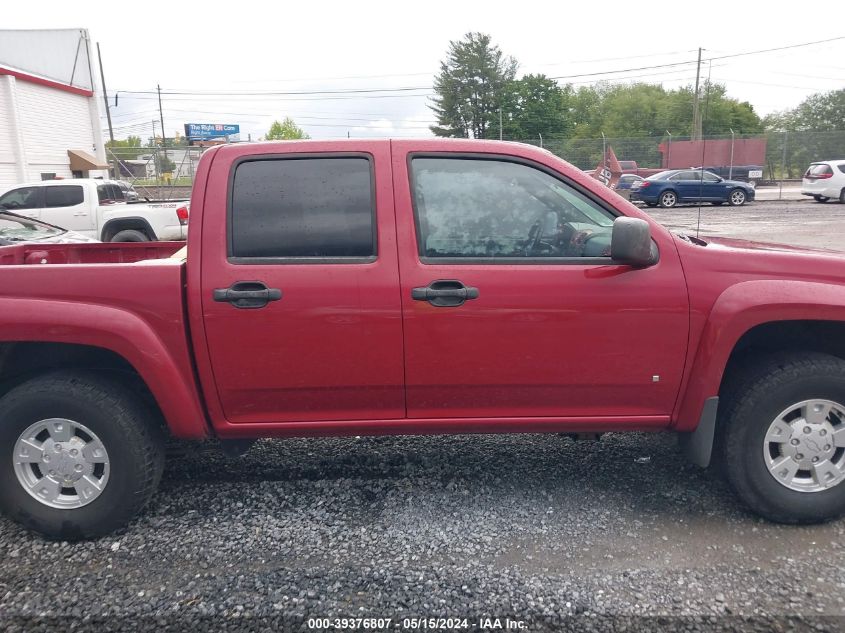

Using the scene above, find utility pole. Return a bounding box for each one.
[691,47,702,140]
[157,84,167,174]
[499,107,503,141]
[97,43,116,179]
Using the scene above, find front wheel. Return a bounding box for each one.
[0,371,165,539]
[658,191,677,208]
[728,189,747,206]
[814,195,830,203]
[718,353,845,524]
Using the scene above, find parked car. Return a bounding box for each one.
[0,210,98,245]
[4,139,845,539]
[802,161,845,203]
[613,174,644,200]
[630,169,756,208]
[0,179,188,242]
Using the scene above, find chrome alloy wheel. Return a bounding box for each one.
[730,189,746,205]
[13,418,110,508]
[764,400,845,493]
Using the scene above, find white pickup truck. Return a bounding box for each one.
[0,179,188,242]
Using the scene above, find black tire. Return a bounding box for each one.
[0,371,165,539]
[839,189,845,204]
[658,190,677,208]
[728,188,747,206]
[718,352,845,524]
[110,229,150,242]
[813,195,830,203]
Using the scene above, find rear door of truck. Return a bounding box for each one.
[198,142,405,425]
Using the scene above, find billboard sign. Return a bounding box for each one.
[184,123,240,141]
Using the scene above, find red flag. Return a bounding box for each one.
[591,145,623,189]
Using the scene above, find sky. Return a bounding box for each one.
[3,1,844,142]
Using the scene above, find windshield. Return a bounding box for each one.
[0,212,64,242]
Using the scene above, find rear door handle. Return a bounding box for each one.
[213,281,282,309]
[411,280,479,307]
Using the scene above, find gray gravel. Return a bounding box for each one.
[2,198,845,631]
[1,432,844,631]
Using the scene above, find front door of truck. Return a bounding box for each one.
[199,143,405,424]
[392,142,690,422]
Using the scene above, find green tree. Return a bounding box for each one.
[763,89,845,178]
[155,152,175,174]
[105,135,145,160]
[265,117,310,140]
[764,88,845,132]
[430,32,518,138]
[488,74,574,140]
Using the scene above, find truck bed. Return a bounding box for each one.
[0,241,184,266]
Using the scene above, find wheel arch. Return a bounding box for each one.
[675,280,845,434]
[0,299,209,439]
[100,217,157,242]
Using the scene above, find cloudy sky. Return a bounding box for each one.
[4,1,844,142]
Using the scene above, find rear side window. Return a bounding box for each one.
[230,157,374,260]
[806,164,834,177]
[45,185,84,208]
[838,165,845,175]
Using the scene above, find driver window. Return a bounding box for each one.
[0,187,42,210]
[410,157,615,260]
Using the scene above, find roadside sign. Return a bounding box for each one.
[184,123,240,141]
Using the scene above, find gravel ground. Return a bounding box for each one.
[2,198,845,632]
[1,433,844,631]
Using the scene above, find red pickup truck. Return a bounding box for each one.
[2,139,845,539]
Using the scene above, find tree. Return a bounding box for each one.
[488,74,574,140]
[265,117,310,140]
[430,32,518,138]
[105,135,145,160]
[763,89,845,178]
[764,88,845,132]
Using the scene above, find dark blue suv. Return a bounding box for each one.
[630,169,755,208]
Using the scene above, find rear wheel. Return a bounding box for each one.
[110,229,150,242]
[814,195,830,203]
[718,353,845,524]
[728,189,747,206]
[659,191,677,208]
[839,189,845,204]
[0,371,165,539]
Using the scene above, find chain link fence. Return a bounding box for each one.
[516,130,845,182]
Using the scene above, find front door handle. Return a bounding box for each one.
[411,280,479,307]
[213,281,282,309]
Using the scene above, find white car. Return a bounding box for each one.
[802,160,845,203]
[0,179,188,242]
[0,210,98,245]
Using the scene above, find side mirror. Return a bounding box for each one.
[611,217,655,266]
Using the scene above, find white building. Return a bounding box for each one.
[0,28,108,189]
